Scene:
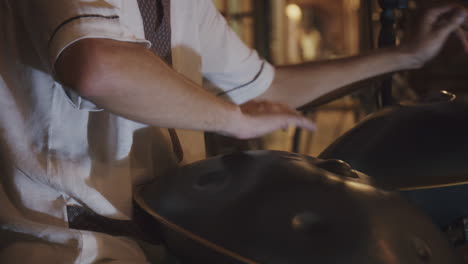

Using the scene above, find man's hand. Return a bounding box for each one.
[456,21,468,52]
[225,101,316,140]
[400,5,468,68]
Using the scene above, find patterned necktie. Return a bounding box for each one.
[67,0,181,243]
[137,0,183,162]
[137,0,172,64]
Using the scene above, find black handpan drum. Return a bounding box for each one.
[135,150,461,264]
[320,94,468,229]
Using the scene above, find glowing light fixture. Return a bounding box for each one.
[286,3,302,21]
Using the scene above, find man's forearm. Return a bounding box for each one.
[55,39,316,139]
[56,39,240,134]
[259,47,416,108]
[260,5,468,109]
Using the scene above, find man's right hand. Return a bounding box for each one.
[225,100,316,140]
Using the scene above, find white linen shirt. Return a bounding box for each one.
[0,0,274,263]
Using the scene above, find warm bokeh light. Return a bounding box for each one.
[286,3,302,21]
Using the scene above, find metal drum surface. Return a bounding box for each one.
[135,150,461,264]
[319,99,468,228]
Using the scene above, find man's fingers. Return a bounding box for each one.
[238,100,316,139]
[435,9,467,37]
[462,15,468,31]
[456,28,468,52]
[423,5,459,28]
[421,5,466,34]
[292,116,317,131]
[267,104,316,130]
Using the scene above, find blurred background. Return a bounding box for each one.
[206,0,468,157]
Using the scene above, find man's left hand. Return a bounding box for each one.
[400,5,468,69]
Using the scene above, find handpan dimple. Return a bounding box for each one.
[291,212,324,233]
[194,171,229,191]
[315,159,359,179]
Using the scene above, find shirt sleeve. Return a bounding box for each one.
[17,0,150,70]
[15,0,150,110]
[197,0,275,105]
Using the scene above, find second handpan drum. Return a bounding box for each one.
[135,150,461,264]
[320,96,468,228]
